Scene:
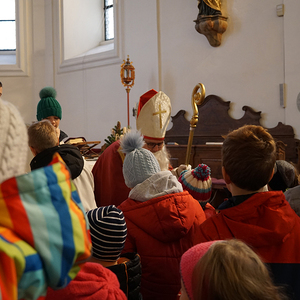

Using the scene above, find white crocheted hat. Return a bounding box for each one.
[0,99,28,183]
[121,131,161,188]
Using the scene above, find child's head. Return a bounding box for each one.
[28,120,58,154]
[121,131,161,188]
[178,164,212,201]
[180,239,285,300]
[37,87,62,128]
[87,205,127,262]
[268,160,298,192]
[222,125,276,191]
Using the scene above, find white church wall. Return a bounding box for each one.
[284,0,300,138]
[159,0,286,133]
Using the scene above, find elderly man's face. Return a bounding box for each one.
[143,138,164,153]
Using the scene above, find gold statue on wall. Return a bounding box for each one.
[198,0,221,15]
[194,0,228,47]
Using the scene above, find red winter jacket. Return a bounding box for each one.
[198,191,300,300]
[118,190,206,300]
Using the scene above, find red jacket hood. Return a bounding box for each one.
[119,191,205,243]
[212,191,296,248]
[46,263,126,300]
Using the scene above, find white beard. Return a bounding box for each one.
[153,146,170,171]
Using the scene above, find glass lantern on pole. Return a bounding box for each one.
[120,55,135,128]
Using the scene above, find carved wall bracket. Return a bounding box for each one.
[194,15,228,47]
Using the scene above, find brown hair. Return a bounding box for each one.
[28,120,58,153]
[222,125,276,191]
[192,239,287,300]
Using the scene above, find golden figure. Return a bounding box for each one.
[198,0,221,16]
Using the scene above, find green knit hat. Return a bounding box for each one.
[36,87,62,121]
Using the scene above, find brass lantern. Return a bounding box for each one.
[120,55,135,128]
[121,55,135,87]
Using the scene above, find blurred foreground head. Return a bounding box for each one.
[0,99,28,183]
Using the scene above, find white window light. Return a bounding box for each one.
[104,0,114,41]
[0,0,16,51]
[0,0,30,76]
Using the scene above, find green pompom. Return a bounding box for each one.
[39,86,57,99]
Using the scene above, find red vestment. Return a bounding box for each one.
[92,141,130,207]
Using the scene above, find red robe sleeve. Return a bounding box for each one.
[92,141,131,207]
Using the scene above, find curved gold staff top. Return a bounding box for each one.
[185,83,206,166]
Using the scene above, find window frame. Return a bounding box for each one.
[0,0,30,76]
[54,0,123,74]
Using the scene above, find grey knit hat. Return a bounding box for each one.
[269,160,296,192]
[121,131,161,188]
[87,205,127,261]
[284,186,300,217]
[0,99,28,183]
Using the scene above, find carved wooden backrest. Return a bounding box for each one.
[165,95,299,165]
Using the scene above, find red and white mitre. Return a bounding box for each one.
[136,89,171,141]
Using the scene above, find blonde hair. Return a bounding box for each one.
[28,120,58,153]
[192,239,286,300]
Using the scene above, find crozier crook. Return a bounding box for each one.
[185,83,205,166]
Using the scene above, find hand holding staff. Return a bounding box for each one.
[185,83,206,166]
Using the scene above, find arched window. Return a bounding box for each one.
[56,0,122,73]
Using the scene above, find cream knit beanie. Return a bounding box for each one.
[0,99,28,183]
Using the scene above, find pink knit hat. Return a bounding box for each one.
[180,241,219,300]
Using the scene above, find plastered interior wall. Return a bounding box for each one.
[1,0,300,149]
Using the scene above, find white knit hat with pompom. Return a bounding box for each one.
[121,131,161,188]
[0,99,28,183]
